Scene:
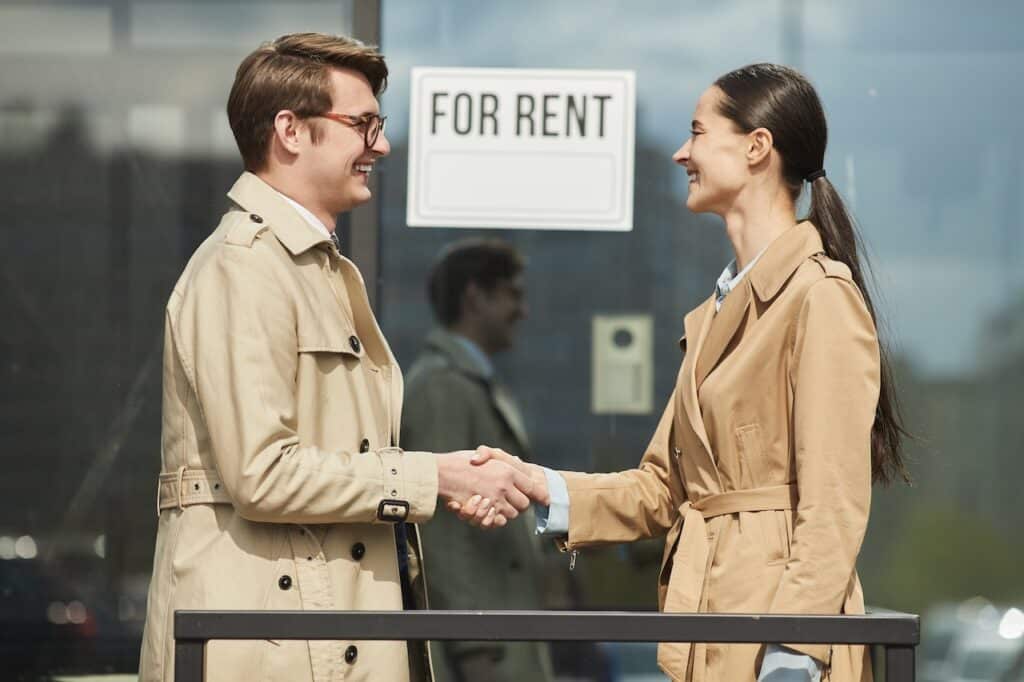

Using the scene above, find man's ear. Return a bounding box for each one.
[746,127,773,167]
[461,281,484,316]
[271,110,305,156]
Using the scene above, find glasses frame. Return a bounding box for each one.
[314,112,387,149]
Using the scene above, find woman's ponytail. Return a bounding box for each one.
[808,174,910,485]
[716,64,910,485]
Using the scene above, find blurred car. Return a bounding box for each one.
[945,610,1024,682]
[921,602,965,681]
[0,556,139,679]
[1003,647,1024,682]
[1000,610,1024,682]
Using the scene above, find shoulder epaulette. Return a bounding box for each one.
[223,212,269,248]
[809,252,853,281]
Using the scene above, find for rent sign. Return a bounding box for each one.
[407,67,635,231]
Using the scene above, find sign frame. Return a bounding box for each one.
[406,66,636,232]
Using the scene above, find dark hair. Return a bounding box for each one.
[428,239,525,326]
[227,32,388,171]
[714,63,909,485]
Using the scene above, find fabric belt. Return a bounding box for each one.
[156,467,232,514]
[657,484,798,681]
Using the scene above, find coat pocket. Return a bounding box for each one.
[758,509,792,565]
[297,334,362,356]
[297,326,364,375]
[735,423,770,488]
[735,424,791,565]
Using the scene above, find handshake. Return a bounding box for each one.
[435,446,549,529]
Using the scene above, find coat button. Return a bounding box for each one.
[278,575,292,590]
[344,645,358,664]
[249,213,263,223]
[349,335,361,353]
[351,542,366,560]
[359,438,370,453]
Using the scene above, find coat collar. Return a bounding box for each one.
[424,328,532,452]
[424,328,493,382]
[226,172,333,257]
[692,221,825,390]
[747,221,825,303]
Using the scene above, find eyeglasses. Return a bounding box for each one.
[314,112,387,149]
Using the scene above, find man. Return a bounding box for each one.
[402,240,554,682]
[139,33,542,682]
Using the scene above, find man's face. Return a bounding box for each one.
[303,67,390,214]
[475,275,528,354]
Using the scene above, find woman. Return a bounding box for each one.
[459,63,908,681]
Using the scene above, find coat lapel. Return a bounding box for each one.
[694,277,753,389]
[491,382,531,453]
[678,297,716,459]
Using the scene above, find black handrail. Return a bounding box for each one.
[174,608,919,681]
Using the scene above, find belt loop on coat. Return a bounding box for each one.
[175,465,187,511]
[154,473,162,518]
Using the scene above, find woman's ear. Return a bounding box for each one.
[747,127,773,167]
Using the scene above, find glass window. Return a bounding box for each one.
[379,0,1024,677]
[2,0,1021,678]
[0,2,354,676]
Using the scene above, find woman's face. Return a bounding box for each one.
[672,86,752,216]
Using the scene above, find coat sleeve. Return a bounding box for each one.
[558,392,686,548]
[170,241,438,525]
[768,277,879,663]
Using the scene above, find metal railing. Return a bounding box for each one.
[174,608,919,681]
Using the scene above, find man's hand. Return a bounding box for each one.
[473,446,550,505]
[447,446,550,526]
[436,450,537,528]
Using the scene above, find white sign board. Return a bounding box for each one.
[407,67,635,231]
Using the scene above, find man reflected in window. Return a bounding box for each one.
[403,240,554,682]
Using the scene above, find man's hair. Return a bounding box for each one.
[227,32,388,171]
[428,239,525,326]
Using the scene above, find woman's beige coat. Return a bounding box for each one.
[139,173,439,682]
[561,223,878,682]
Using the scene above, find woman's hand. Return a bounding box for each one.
[446,446,550,527]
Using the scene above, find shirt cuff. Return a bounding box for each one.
[534,467,570,536]
[758,644,821,682]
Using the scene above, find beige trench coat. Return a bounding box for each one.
[139,173,439,682]
[560,223,878,682]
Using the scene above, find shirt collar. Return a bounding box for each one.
[715,243,769,309]
[451,334,494,379]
